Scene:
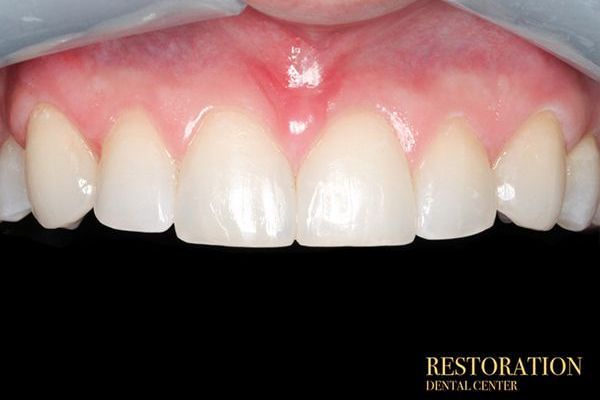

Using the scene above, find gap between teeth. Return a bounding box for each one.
[1,103,599,246]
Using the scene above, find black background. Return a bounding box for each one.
[1,213,598,257]
[2,215,597,397]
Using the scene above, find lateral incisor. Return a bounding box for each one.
[26,103,97,229]
[94,109,176,233]
[414,117,496,239]
[494,111,566,231]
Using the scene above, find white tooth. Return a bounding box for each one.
[94,110,176,232]
[63,218,82,230]
[26,103,97,229]
[296,112,416,246]
[0,137,31,221]
[414,118,496,239]
[174,110,295,247]
[594,202,600,226]
[558,135,600,231]
[493,111,566,231]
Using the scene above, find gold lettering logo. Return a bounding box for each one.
[425,355,583,393]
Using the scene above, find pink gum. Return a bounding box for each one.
[3,1,599,169]
[0,69,8,143]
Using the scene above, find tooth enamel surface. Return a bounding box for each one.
[94,110,176,232]
[558,135,600,231]
[594,203,600,226]
[0,137,31,221]
[174,110,295,247]
[415,117,496,239]
[26,104,97,229]
[296,112,416,246]
[493,111,566,231]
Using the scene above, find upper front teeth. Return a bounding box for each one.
[296,112,416,246]
[94,109,177,233]
[3,105,599,246]
[558,134,600,231]
[174,110,296,247]
[414,117,496,240]
[493,111,567,231]
[25,103,97,229]
[0,137,31,221]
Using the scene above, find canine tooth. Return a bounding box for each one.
[558,135,600,231]
[296,111,416,246]
[94,110,176,232]
[26,104,97,229]
[493,111,566,231]
[0,137,31,221]
[414,118,496,239]
[174,110,295,247]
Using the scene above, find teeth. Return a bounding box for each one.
[26,104,97,229]
[414,118,496,239]
[296,112,416,246]
[64,218,83,230]
[94,110,176,232]
[13,101,593,243]
[558,135,600,231]
[0,137,31,221]
[493,111,566,231]
[174,110,295,247]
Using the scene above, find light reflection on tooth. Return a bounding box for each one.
[26,103,97,229]
[558,135,600,231]
[174,110,295,247]
[493,111,566,231]
[296,111,416,246]
[94,110,176,233]
[414,117,496,239]
[0,137,31,222]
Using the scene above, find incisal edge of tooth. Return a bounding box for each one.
[493,111,566,231]
[26,103,97,229]
[174,110,295,247]
[558,134,600,231]
[296,111,416,246]
[94,110,176,232]
[415,117,496,239]
[0,137,31,221]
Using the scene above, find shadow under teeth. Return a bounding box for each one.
[1,213,598,253]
